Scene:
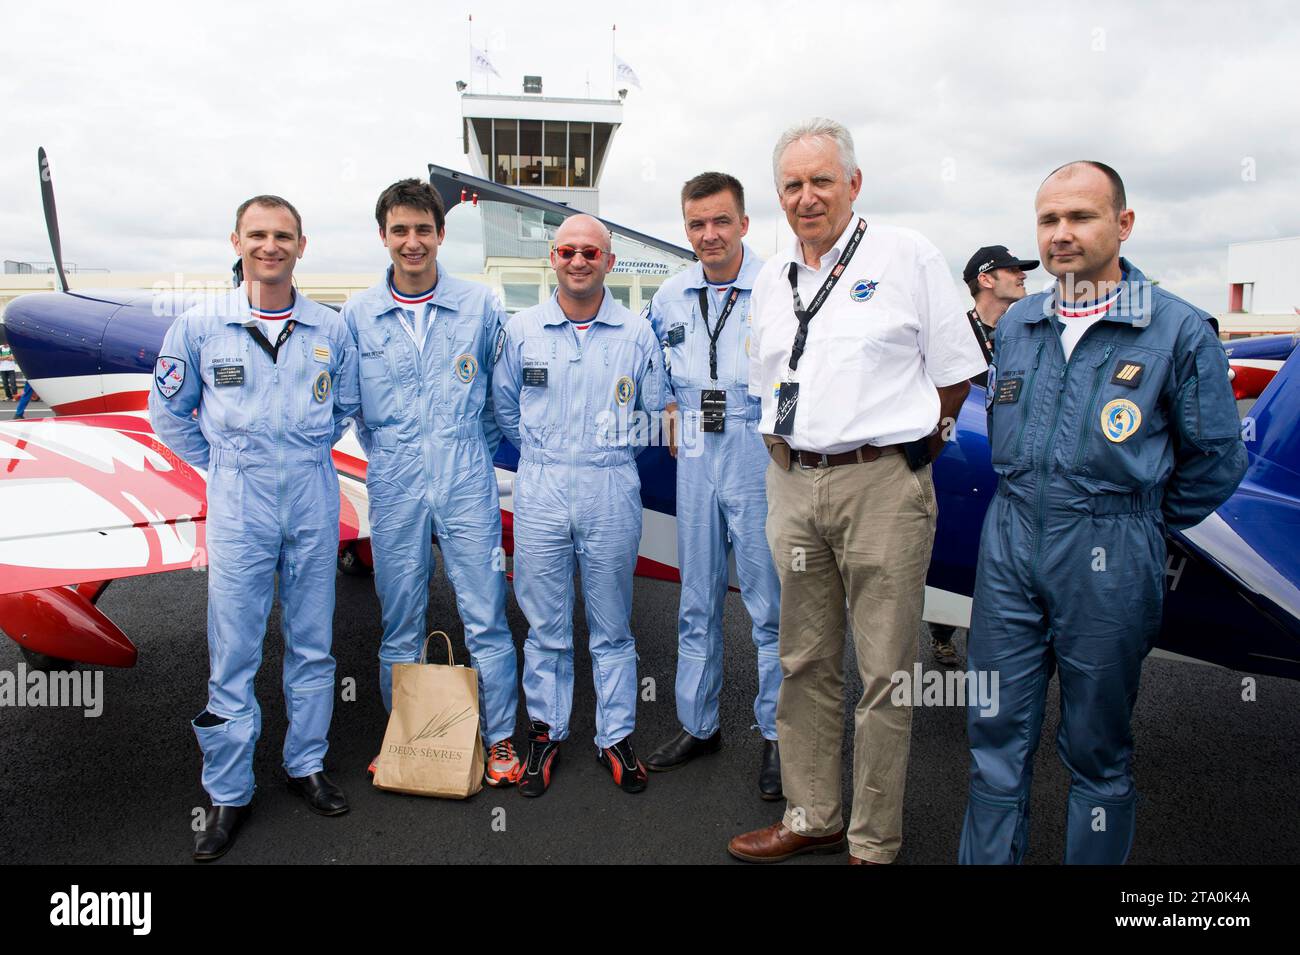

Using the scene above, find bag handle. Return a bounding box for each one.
[420,631,456,666]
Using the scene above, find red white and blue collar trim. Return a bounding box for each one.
[249,301,294,322]
[390,281,436,306]
[1059,287,1121,319]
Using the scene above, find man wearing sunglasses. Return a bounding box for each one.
[494,214,668,797]
[344,179,521,789]
[642,172,783,800]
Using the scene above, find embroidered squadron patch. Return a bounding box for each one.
[1101,398,1141,443]
[155,356,186,399]
[313,370,331,403]
[493,328,506,364]
[455,354,478,384]
[849,279,879,303]
[615,375,635,406]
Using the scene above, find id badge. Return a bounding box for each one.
[701,389,726,433]
[774,382,799,437]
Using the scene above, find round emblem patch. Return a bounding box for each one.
[849,279,879,302]
[615,375,635,406]
[455,353,478,384]
[313,370,331,403]
[1101,398,1141,443]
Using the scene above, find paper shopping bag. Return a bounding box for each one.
[373,631,484,799]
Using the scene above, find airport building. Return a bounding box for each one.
[1217,236,1300,338]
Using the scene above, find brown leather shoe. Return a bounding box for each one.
[728,821,846,863]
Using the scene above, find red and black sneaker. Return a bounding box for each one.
[597,736,648,794]
[518,720,560,798]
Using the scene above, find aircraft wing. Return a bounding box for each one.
[0,413,370,597]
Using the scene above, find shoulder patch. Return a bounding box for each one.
[154,355,186,399]
[494,327,506,364]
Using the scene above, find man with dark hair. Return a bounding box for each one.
[642,171,783,798]
[344,178,520,788]
[928,245,1039,668]
[149,196,360,861]
[959,161,1247,864]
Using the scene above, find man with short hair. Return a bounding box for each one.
[643,172,782,799]
[729,118,987,864]
[344,178,520,788]
[0,343,16,400]
[149,195,360,861]
[959,161,1247,864]
[494,214,668,797]
[929,244,1039,667]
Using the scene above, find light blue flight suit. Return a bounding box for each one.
[149,288,360,806]
[493,289,668,748]
[959,259,1247,864]
[646,246,781,740]
[343,268,516,745]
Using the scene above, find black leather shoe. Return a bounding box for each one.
[193,805,250,862]
[646,728,722,772]
[759,740,782,801]
[287,771,350,816]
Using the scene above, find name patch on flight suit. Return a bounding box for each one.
[994,376,1023,404]
[523,365,548,387]
[667,324,686,346]
[1110,360,1145,387]
[213,364,245,387]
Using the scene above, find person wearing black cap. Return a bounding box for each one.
[929,245,1039,668]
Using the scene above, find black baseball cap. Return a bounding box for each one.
[963,245,1040,283]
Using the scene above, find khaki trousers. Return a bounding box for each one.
[766,450,936,863]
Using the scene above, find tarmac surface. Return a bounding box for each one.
[2,535,1297,866]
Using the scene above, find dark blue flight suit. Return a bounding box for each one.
[959,259,1247,864]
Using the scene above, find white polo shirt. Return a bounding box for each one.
[748,213,987,454]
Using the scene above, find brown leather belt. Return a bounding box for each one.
[785,441,900,469]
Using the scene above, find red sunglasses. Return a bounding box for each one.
[554,245,608,262]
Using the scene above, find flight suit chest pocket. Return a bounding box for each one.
[520,337,559,440]
[358,326,400,428]
[295,332,336,434]
[200,331,256,433]
[987,338,1045,471]
[1070,350,1168,488]
[447,333,482,409]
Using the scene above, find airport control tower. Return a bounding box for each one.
[461,77,623,261]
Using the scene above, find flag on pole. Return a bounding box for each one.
[471,45,501,78]
[614,56,641,90]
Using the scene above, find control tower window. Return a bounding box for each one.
[543,122,567,186]
[592,123,614,182]
[519,120,543,186]
[493,119,519,185]
[570,124,592,187]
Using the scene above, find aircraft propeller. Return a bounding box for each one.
[37,147,71,294]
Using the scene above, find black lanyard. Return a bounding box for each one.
[967,308,994,365]
[246,320,297,364]
[696,284,741,381]
[784,217,867,372]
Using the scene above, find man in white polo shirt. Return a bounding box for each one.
[727,117,986,865]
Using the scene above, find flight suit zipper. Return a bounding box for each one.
[1072,344,1116,471]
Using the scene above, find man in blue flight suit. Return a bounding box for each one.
[149,195,360,861]
[343,179,520,787]
[642,172,783,798]
[494,213,668,797]
[960,162,1248,864]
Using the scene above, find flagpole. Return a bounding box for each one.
[611,24,616,97]
[468,13,473,94]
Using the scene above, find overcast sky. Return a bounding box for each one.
[2,0,1296,312]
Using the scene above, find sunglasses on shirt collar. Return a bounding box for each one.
[553,245,609,262]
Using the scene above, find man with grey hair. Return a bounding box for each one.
[728,117,987,864]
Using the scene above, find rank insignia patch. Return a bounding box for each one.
[154,356,185,399]
[1101,398,1142,443]
[615,375,635,406]
[313,344,330,363]
[313,370,331,403]
[1110,360,1145,387]
[455,354,478,384]
[849,279,879,303]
